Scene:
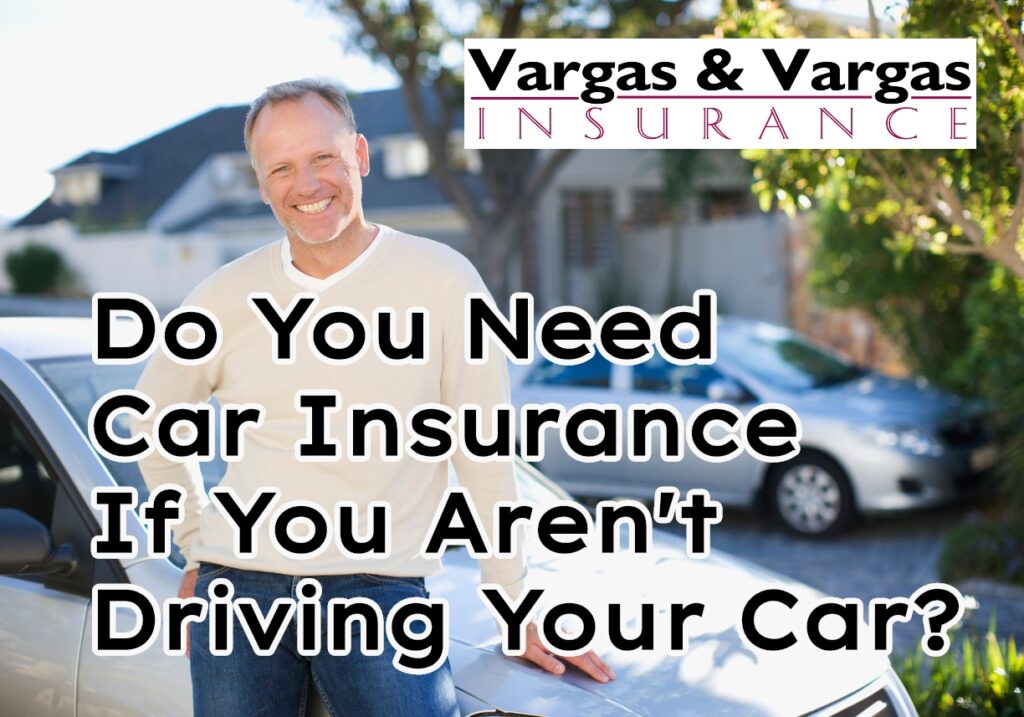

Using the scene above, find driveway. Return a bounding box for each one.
[696,504,1024,656]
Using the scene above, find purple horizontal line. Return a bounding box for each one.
[620,94,875,99]
[471,94,973,101]
[470,96,578,100]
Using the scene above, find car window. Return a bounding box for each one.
[526,353,612,388]
[0,385,124,590]
[633,354,724,397]
[718,325,866,391]
[32,357,226,569]
[0,405,57,528]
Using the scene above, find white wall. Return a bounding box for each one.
[0,206,471,311]
[0,223,227,310]
[622,213,789,324]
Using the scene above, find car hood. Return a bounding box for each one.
[780,372,965,425]
[431,534,890,717]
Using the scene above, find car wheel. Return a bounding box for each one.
[769,454,856,536]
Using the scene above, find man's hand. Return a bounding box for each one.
[520,622,616,683]
[179,568,198,656]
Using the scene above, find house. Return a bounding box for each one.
[5,89,789,325]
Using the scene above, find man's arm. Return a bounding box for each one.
[438,259,614,684]
[130,325,218,573]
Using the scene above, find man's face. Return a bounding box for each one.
[250,93,370,247]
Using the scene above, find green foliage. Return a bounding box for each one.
[949,269,1024,511]
[4,244,67,295]
[811,197,988,394]
[736,0,1024,570]
[897,624,1024,716]
[811,194,1024,514]
[940,519,1024,587]
[742,0,1024,276]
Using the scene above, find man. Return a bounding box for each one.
[133,79,614,717]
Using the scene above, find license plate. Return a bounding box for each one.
[970,443,999,472]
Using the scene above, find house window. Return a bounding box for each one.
[210,154,257,193]
[700,189,751,220]
[52,170,102,206]
[561,189,615,269]
[632,188,671,227]
[448,134,481,174]
[383,137,430,179]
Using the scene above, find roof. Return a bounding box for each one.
[16,105,249,229]
[165,201,273,233]
[16,88,471,230]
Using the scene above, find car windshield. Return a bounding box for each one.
[30,357,227,498]
[718,325,866,391]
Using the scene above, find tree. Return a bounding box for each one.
[738,0,1024,515]
[745,0,1024,280]
[321,0,710,297]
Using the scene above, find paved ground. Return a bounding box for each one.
[691,502,1024,658]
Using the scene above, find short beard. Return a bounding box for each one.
[290,224,337,247]
[271,207,339,248]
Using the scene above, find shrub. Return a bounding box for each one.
[897,624,1024,717]
[940,520,1024,588]
[4,244,66,294]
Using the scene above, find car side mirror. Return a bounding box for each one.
[0,508,77,576]
[706,378,749,403]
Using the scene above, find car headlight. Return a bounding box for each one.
[857,424,944,456]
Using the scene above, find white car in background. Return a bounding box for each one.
[0,318,917,716]
[512,318,996,536]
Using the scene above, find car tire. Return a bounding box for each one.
[768,453,857,537]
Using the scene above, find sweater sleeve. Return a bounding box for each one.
[439,256,528,603]
[130,292,221,572]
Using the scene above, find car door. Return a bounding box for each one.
[629,356,761,503]
[0,381,116,717]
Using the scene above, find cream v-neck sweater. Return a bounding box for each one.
[133,225,526,599]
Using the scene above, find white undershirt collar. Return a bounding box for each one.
[280,226,384,291]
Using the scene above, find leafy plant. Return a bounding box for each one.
[4,244,67,295]
[940,519,1024,588]
[897,623,1024,716]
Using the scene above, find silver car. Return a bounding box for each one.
[0,317,918,716]
[513,318,997,536]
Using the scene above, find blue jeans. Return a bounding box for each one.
[190,564,459,717]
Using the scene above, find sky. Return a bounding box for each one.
[0,0,398,223]
[0,0,892,224]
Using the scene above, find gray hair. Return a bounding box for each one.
[244,79,357,157]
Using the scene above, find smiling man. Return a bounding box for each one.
[132,78,614,717]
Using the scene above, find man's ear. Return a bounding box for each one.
[355,134,370,176]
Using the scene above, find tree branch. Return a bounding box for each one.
[499,0,526,38]
[924,168,986,246]
[916,238,988,255]
[988,0,1024,68]
[516,148,576,215]
[342,0,487,231]
[1007,126,1024,245]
